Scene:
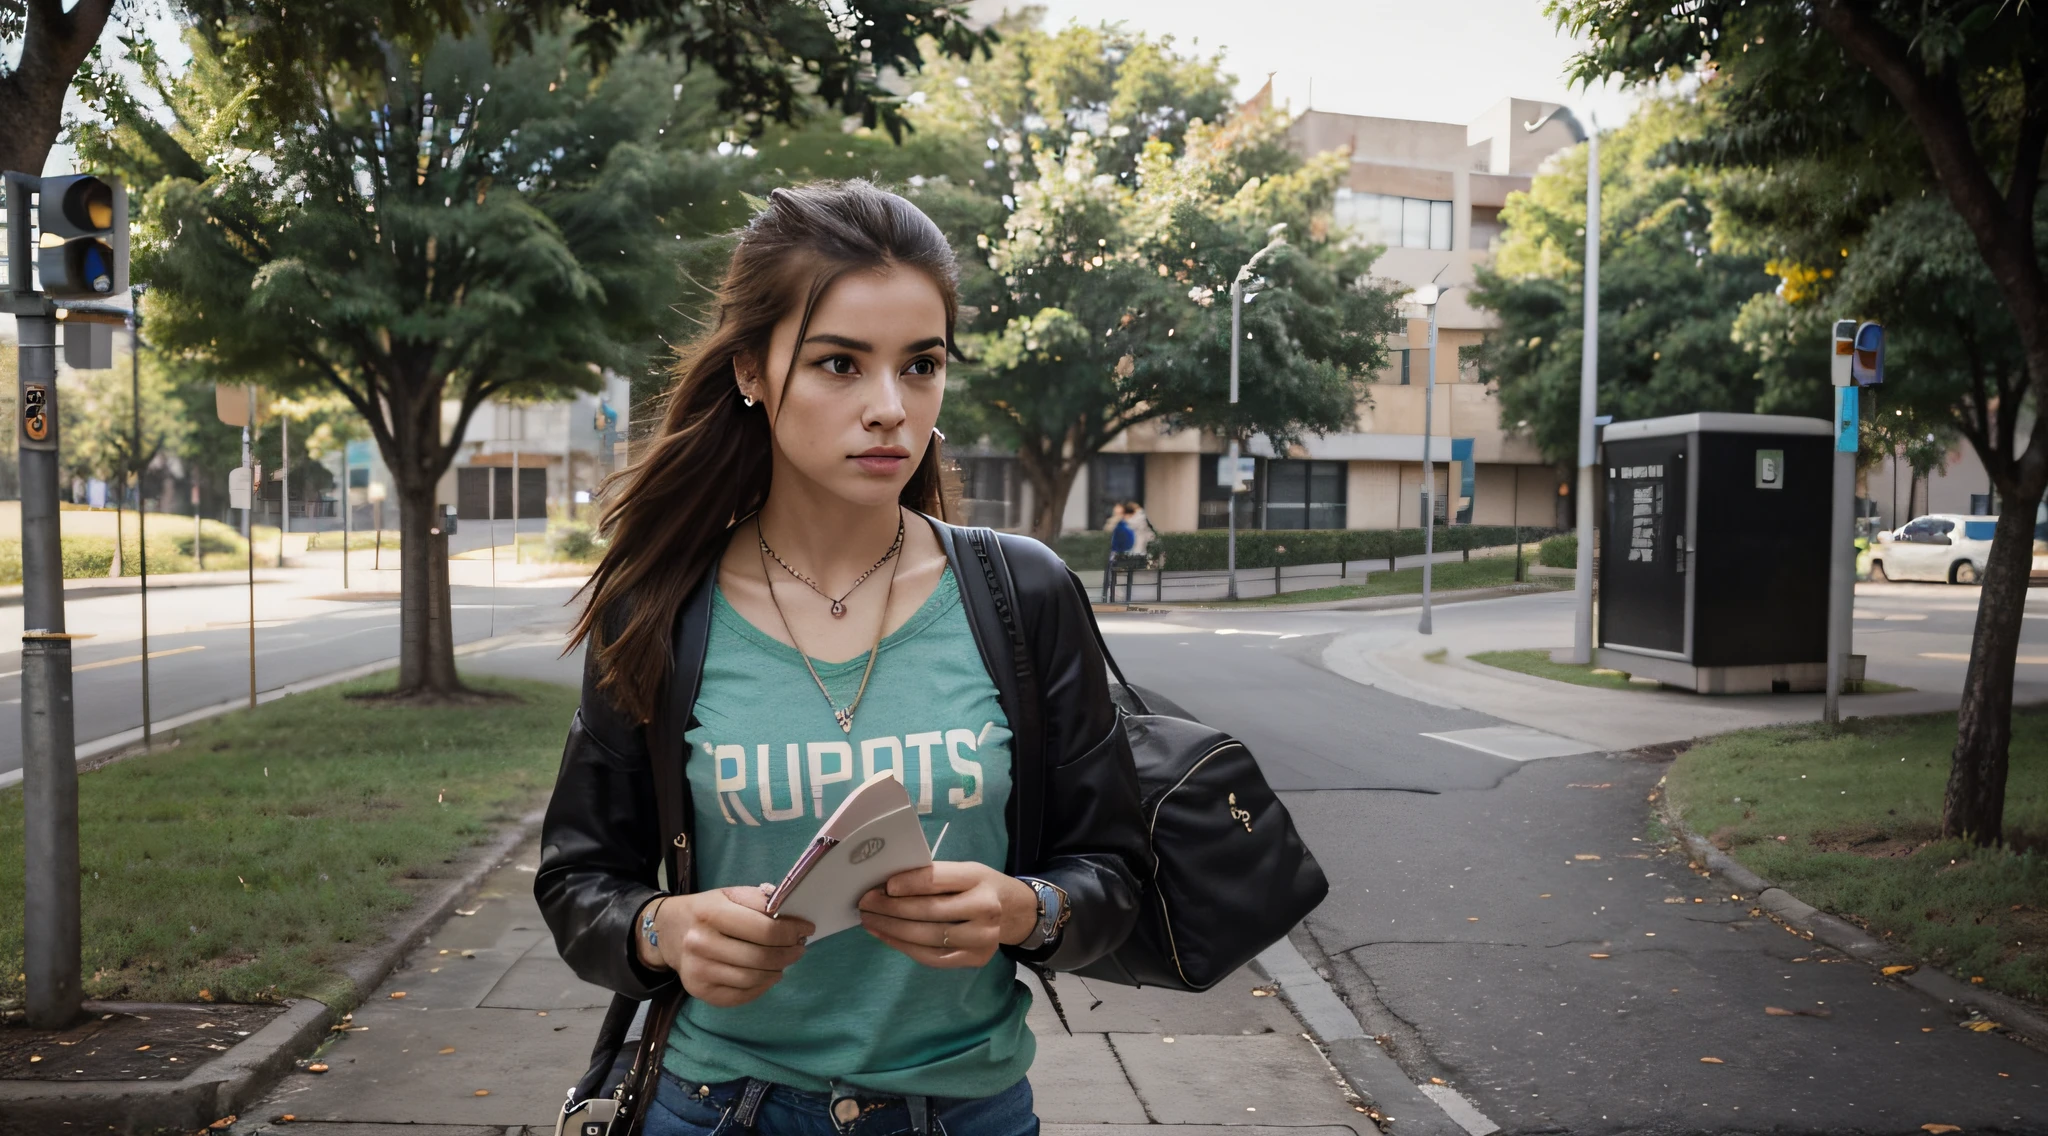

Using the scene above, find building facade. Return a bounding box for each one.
[1019,96,1586,535]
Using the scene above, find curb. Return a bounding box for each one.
[1256,934,1486,1136]
[1654,785,2048,1052]
[0,809,547,1135]
[0,571,291,609]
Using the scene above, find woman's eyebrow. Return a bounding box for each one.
[803,333,948,355]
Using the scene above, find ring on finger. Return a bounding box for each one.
[942,928,952,950]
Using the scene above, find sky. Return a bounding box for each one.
[36,0,1640,176]
[990,0,1640,129]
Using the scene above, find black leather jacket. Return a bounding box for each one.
[535,518,1151,1001]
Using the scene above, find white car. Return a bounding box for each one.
[1868,513,1995,584]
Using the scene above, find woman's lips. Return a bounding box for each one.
[852,454,907,474]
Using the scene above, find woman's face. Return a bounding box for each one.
[740,264,948,509]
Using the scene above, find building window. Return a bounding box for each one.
[1197,454,1256,531]
[1335,190,1453,251]
[1263,460,1348,530]
[1399,349,1410,385]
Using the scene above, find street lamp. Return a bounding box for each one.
[1404,279,1456,634]
[1227,223,1288,600]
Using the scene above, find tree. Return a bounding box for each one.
[1469,101,1775,465]
[0,0,119,178]
[3,0,988,189]
[1553,0,2048,844]
[897,20,1395,540]
[83,27,741,697]
[972,118,1398,540]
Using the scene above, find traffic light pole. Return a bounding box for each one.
[6,171,84,1029]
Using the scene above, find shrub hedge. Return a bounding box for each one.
[1050,526,1559,573]
[1539,533,1577,569]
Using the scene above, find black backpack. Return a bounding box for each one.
[957,528,1328,993]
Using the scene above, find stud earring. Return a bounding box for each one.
[740,390,756,408]
[932,427,947,442]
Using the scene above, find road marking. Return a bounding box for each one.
[74,646,206,673]
[0,645,205,680]
[1213,628,1291,637]
[1418,1083,1501,1136]
[1920,651,2048,664]
[1420,725,1599,761]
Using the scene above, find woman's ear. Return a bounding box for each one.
[733,353,762,404]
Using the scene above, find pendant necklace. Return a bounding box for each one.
[760,516,903,617]
[758,514,903,734]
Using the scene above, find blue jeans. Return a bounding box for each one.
[644,1072,1037,1136]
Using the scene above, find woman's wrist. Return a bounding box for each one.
[996,874,1042,946]
[633,893,672,970]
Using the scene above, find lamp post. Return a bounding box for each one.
[1570,120,1602,664]
[1405,281,1455,634]
[1226,225,1288,600]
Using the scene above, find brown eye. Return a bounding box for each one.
[905,357,940,376]
[819,355,859,376]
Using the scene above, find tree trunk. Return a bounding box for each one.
[393,475,464,697]
[1944,481,2046,845]
[0,0,116,182]
[1019,451,1081,545]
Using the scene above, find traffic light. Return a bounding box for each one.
[37,174,127,299]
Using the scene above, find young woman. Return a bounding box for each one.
[537,181,1149,1136]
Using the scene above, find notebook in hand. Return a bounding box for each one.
[764,771,935,941]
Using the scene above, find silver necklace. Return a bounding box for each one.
[758,516,905,617]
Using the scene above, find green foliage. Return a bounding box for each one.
[0,674,577,1007]
[58,345,192,491]
[0,518,266,583]
[1470,649,1643,691]
[1468,102,1776,464]
[549,520,607,562]
[1539,532,1577,569]
[1667,711,2048,1003]
[161,0,993,147]
[304,529,401,552]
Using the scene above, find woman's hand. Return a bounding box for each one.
[858,862,1040,968]
[633,887,815,1007]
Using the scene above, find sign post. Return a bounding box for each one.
[1824,319,1881,725]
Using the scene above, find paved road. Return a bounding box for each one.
[1099,596,2047,1136]
[0,574,586,778]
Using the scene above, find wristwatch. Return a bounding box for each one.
[1016,877,1070,951]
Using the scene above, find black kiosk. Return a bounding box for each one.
[1597,412,1857,693]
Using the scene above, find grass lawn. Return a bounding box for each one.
[1666,711,2048,1003]
[0,674,578,1011]
[1470,648,1914,695]
[1187,556,1562,608]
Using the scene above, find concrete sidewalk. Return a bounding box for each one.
[1320,591,1962,753]
[237,836,1374,1136]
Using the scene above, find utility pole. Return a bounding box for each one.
[1570,125,1602,664]
[245,387,256,708]
[341,444,350,590]
[279,413,289,563]
[1826,320,1883,725]
[1418,282,1453,634]
[1225,226,1288,600]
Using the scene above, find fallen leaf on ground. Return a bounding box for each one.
[209,1117,237,1130]
[1923,1027,1934,1032]
[1970,976,1984,984]
[135,1045,150,1052]
[390,991,407,999]
[1964,1020,2001,1032]
[306,1063,329,1073]
[1251,985,1275,997]
[455,908,478,917]
[1539,894,1552,898]
[274,1116,295,1124]
[439,1047,456,1055]
[1467,917,1479,922]
[1765,1006,1794,1016]
[1764,1006,1833,1018]
[1588,953,1611,959]
[198,989,213,1002]
[1699,1057,1724,1064]
[1574,854,1602,861]
[1882,965,1917,976]
[27,1055,40,1063]
[1922,1126,1961,1134]
[474,1089,490,1097]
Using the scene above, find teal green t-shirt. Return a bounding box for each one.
[663,568,1032,1098]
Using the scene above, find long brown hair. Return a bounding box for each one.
[573,180,962,723]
